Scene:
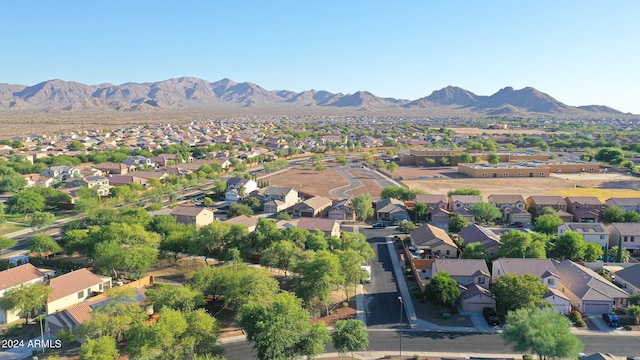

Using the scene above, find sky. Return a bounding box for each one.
[1,1,639,113]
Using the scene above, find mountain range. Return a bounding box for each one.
[0,77,630,117]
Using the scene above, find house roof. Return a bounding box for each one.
[488,194,525,204]
[299,196,333,211]
[579,353,622,360]
[415,194,446,204]
[49,268,109,302]
[460,283,493,300]
[170,206,214,217]
[224,215,259,229]
[263,186,296,197]
[410,224,458,249]
[296,217,338,233]
[552,260,628,301]
[544,287,571,302]
[564,196,602,205]
[0,264,46,291]
[449,195,482,203]
[492,258,560,279]
[605,198,640,207]
[433,259,490,278]
[608,222,640,236]
[611,264,640,291]
[227,177,250,187]
[458,224,501,249]
[527,195,567,206]
[560,222,608,234]
[375,198,405,212]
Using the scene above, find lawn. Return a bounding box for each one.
[0,222,29,235]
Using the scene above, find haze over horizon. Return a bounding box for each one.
[1,1,638,114]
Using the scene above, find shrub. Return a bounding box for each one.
[574,319,586,327]
[623,325,633,331]
[569,310,582,323]
[405,268,412,275]
[406,274,415,280]
[522,355,533,360]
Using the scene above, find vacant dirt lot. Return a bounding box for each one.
[261,166,383,199]
[448,126,564,135]
[404,173,640,201]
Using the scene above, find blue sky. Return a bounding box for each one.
[1,1,639,113]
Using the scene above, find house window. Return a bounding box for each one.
[99,284,103,291]
[482,173,488,177]
[446,250,450,255]
[624,236,628,242]
[539,172,545,176]
[600,235,604,239]
[478,277,485,284]
[631,237,635,242]
[547,278,555,286]
[518,172,524,176]
[503,172,509,176]
[78,290,84,299]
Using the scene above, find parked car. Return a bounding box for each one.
[515,221,525,228]
[483,307,500,326]
[372,222,387,228]
[602,313,620,327]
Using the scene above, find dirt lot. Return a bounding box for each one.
[448,127,563,135]
[404,172,640,201]
[262,166,383,199]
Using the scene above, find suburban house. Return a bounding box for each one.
[492,258,570,314]
[327,198,356,221]
[415,194,447,211]
[564,196,603,223]
[553,260,628,314]
[526,195,569,219]
[41,165,80,180]
[488,194,531,224]
[108,175,149,187]
[64,176,110,189]
[452,207,476,224]
[613,264,640,295]
[170,206,216,227]
[293,196,333,217]
[409,224,459,258]
[0,264,48,324]
[432,259,490,289]
[225,177,258,202]
[430,207,452,229]
[432,259,493,312]
[375,198,409,223]
[262,186,299,213]
[606,223,640,256]
[448,195,482,212]
[123,155,155,168]
[605,198,640,213]
[296,217,341,238]
[224,215,259,233]
[46,268,112,314]
[93,162,134,175]
[557,223,610,251]
[23,173,54,187]
[457,224,501,258]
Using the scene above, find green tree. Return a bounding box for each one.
[487,153,500,165]
[351,193,374,221]
[601,205,626,223]
[554,231,585,260]
[145,284,206,312]
[363,152,374,164]
[75,186,101,214]
[27,233,62,257]
[499,230,546,259]
[447,188,481,196]
[627,305,640,325]
[424,271,460,306]
[7,189,46,220]
[385,162,398,173]
[239,291,330,360]
[0,202,6,224]
[294,250,341,315]
[608,245,631,263]
[462,242,488,261]
[29,211,55,230]
[624,210,640,223]
[397,221,416,233]
[331,319,369,359]
[491,274,549,312]
[448,214,468,233]
[0,282,51,323]
[582,242,604,262]
[0,236,17,251]
[336,249,368,301]
[68,140,86,151]
[227,202,253,218]
[276,210,292,220]
[0,173,27,192]
[79,336,120,360]
[470,202,501,224]
[260,240,300,278]
[415,202,428,221]
[533,213,563,234]
[502,307,583,360]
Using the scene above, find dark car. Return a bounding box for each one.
[483,307,500,326]
[372,222,387,228]
[602,313,620,327]
[515,221,525,228]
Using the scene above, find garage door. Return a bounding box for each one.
[582,302,611,314]
[462,299,495,313]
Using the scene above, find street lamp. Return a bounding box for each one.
[398,295,403,358]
